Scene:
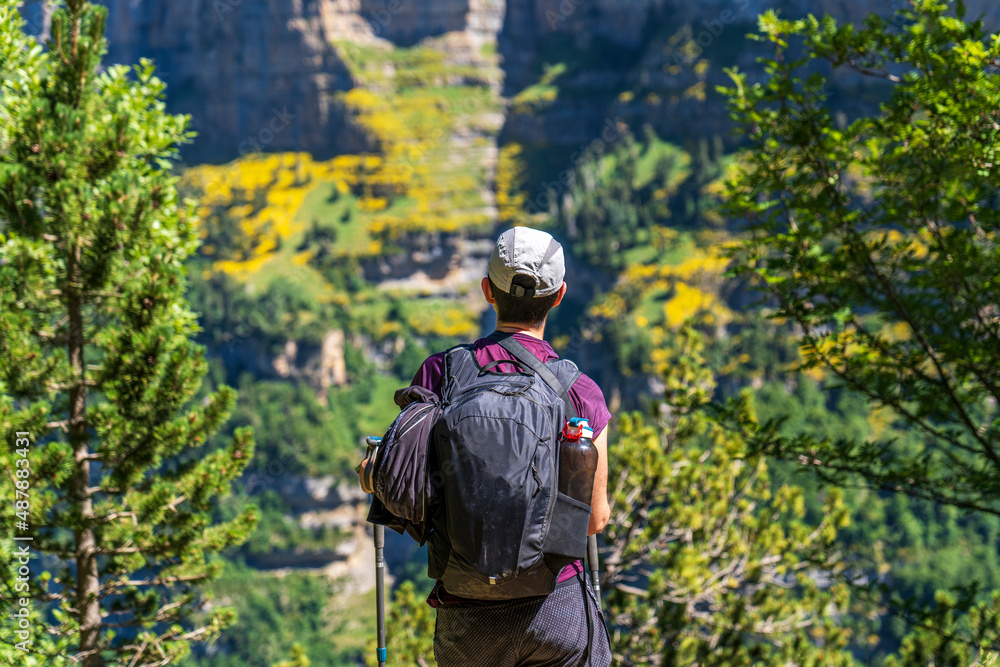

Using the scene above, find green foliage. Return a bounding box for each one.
[392,335,430,382]
[335,41,496,90]
[225,376,358,479]
[510,62,566,114]
[721,0,1000,658]
[752,376,1000,657]
[603,326,854,665]
[271,644,311,667]
[0,2,256,663]
[553,128,693,271]
[231,491,350,557]
[177,562,360,667]
[186,263,343,350]
[723,0,1000,514]
[883,590,1000,667]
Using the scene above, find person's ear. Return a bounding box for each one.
[552,282,567,308]
[481,276,496,304]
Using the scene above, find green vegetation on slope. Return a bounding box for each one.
[179,561,373,667]
[332,38,503,242]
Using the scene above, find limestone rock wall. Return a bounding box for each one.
[18,0,368,163]
[500,0,1000,158]
[16,0,509,162]
[21,0,998,163]
[356,0,471,45]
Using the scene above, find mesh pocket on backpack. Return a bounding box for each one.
[543,492,591,562]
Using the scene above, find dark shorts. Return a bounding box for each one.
[433,572,612,667]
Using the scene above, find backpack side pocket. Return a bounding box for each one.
[543,491,591,568]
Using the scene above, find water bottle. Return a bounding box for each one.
[559,417,598,505]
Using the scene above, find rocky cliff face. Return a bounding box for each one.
[19,0,505,163]
[19,0,997,163]
[19,0,493,162]
[500,0,1000,156]
[91,0,366,163]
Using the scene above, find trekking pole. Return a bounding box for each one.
[365,436,388,666]
[587,534,601,610]
[375,522,387,666]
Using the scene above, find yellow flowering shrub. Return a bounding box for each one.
[333,40,500,241]
[181,152,361,279]
[589,235,735,348]
[407,306,478,339]
[663,282,718,328]
[658,249,729,281]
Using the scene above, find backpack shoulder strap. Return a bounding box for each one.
[487,331,578,420]
[440,344,480,403]
[547,358,582,403]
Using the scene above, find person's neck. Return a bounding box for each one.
[495,321,545,340]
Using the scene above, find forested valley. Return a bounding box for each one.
[2,0,1000,665]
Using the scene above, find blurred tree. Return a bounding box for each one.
[0,2,256,664]
[722,0,1000,657]
[602,326,854,665]
[882,590,1000,667]
[271,644,311,667]
[555,130,692,272]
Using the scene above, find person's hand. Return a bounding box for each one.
[356,456,374,494]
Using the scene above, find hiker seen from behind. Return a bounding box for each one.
[358,227,613,666]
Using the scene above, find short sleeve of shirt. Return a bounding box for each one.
[568,373,612,438]
[411,352,447,397]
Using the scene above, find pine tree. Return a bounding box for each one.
[0,2,257,665]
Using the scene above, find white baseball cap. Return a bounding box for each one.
[487,227,566,297]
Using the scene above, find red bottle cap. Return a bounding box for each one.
[563,418,591,440]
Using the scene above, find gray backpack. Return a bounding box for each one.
[428,331,592,600]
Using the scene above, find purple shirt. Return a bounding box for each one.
[411,333,612,438]
[413,333,612,606]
